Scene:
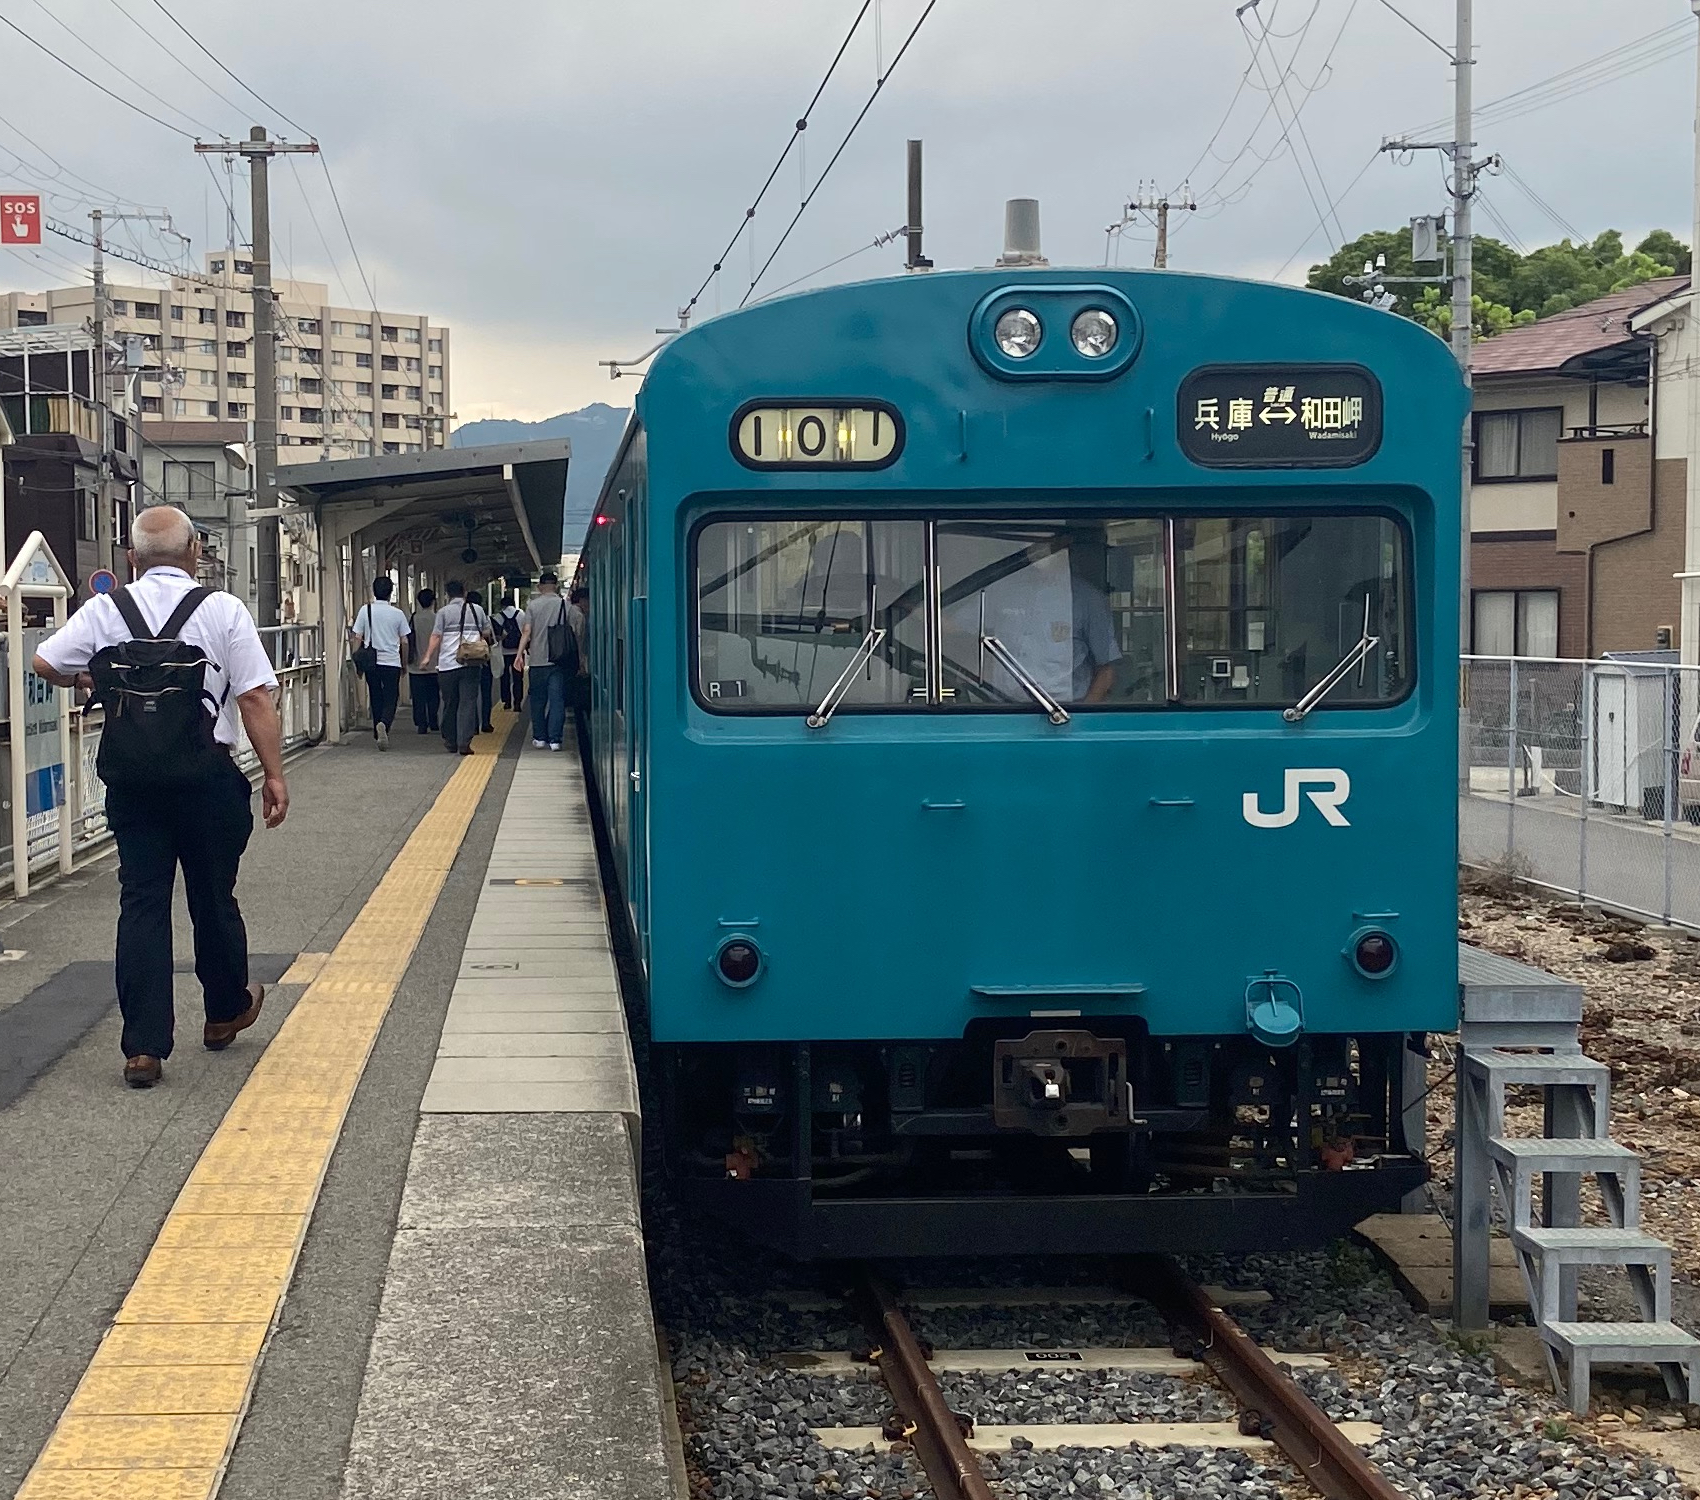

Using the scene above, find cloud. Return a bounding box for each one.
[0,0,1692,416]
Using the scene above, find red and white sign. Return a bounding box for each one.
[1,196,41,245]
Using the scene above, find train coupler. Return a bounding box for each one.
[991,1030,1127,1137]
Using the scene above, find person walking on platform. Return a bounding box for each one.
[31,506,290,1089]
[496,596,525,712]
[409,587,440,734]
[426,579,494,756]
[516,570,576,751]
[351,576,411,750]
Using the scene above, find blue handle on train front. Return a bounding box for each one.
[1245,973,1304,1048]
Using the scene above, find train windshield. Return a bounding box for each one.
[694,513,1408,713]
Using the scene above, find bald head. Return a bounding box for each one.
[130,506,198,573]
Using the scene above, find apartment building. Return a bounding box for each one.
[0,253,451,465]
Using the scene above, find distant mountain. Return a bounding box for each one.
[452,402,629,550]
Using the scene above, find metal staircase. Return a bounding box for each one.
[1458,989,1700,1415]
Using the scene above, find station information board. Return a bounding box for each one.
[1177,364,1382,468]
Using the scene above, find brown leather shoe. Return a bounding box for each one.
[204,983,264,1051]
[124,1055,162,1088]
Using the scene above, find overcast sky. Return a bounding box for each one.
[0,0,1694,420]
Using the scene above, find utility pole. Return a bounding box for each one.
[1128,186,1197,269]
[905,140,931,271]
[90,209,113,577]
[195,127,318,628]
[1381,0,1476,788]
[1683,0,1700,668]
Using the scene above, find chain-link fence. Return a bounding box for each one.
[1462,654,1700,928]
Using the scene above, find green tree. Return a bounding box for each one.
[1306,227,1688,336]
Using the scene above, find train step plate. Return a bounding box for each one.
[811,1420,1383,1454]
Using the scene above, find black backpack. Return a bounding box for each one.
[543,597,579,675]
[88,586,229,790]
[499,607,523,652]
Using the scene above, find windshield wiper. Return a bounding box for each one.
[981,635,1071,725]
[1283,596,1380,724]
[806,627,887,728]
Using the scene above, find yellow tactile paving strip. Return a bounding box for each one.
[17,716,516,1500]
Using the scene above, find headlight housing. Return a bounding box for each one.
[993,307,1042,359]
[1070,307,1119,358]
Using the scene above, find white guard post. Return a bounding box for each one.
[1,531,75,897]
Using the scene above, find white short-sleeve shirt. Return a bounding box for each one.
[352,599,412,668]
[36,567,279,746]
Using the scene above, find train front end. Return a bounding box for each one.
[588,265,1469,1258]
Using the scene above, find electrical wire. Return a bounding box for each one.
[23,0,217,136]
[0,14,197,138]
[145,0,312,136]
[1495,159,1584,244]
[740,0,936,306]
[100,0,255,122]
[684,0,872,321]
[1267,149,1380,281]
[285,156,355,307]
[757,223,908,300]
[317,156,377,313]
[1473,187,1526,257]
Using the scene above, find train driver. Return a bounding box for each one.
[979,523,1122,705]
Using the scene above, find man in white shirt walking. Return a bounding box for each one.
[351,575,412,750]
[32,506,290,1088]
[425,578,494,756]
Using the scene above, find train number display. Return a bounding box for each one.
[731,402,903,470]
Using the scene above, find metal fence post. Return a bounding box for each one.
[1507,655,1518,863]
[1664,664,1675,924]
[1578,661,1590,908]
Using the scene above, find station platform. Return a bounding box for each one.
[0,718,678,1500]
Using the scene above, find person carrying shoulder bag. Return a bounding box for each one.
[424,579,494,756]
[516,570,578,751]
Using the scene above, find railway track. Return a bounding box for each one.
[823,1258,1407,1500]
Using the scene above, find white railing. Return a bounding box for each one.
[1462,654,1700,928]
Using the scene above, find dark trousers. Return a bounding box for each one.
[409,671,440,732]
[529,663,567,746]
[500,655,524,710]
[367,665,401,732]
[105,756,254,1060]
[440,668,480,752]
[479,662,494,729]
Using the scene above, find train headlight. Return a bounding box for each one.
[993,307,1042,359]
[1348,928,1398,979]
[715,935,764,988]
[1070,307,1118,358]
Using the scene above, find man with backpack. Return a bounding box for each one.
[516,569,577,751]
[424,578,494,756]
[31,506,289,1089]
[496,595,525,713]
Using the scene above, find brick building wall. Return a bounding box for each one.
[1590,457,1686,654]
[1470,535,1587,658]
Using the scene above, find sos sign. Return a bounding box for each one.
[1,196,41,245]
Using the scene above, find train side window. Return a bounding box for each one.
[936,519,1166,708]
[695,519,928,712]
[1174,514,1408,707]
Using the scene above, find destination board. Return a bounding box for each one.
[1177,365,1382,468]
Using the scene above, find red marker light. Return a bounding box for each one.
[594,515,610,526]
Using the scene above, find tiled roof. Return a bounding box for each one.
[1471,276,1687,377]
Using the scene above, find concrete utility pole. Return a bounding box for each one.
[90,209,114,576]
[1129,188,1197,269]
[195,127,318,628]
[1451,0,1475,688]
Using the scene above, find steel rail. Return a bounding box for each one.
[1127,1254,1406,1500]
[850,1269,999,1500]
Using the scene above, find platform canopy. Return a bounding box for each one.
[281,440,569,582]
[283,439,570,742]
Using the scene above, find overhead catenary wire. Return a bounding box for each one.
[740,0,937,307]
[22,0,218,136]
[683,0,873,321]
[0,14,197,138]
[1267,149,1380,281]
[100,0,256,123]
[145,0,312,136]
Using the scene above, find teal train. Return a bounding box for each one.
[579,261,1469,1258]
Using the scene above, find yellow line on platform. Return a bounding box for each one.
[17,715,518,1500]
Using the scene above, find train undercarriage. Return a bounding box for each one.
[661,1025,1430,1258]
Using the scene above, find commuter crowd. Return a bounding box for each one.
[351,570,587,755]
